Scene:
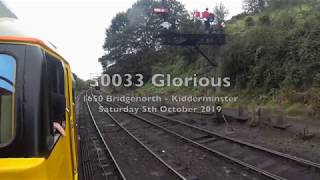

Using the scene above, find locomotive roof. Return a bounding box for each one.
[0,1,16,19]
[0,17,69,64]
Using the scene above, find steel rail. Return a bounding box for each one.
[115,100,320,170]
[150,112,320,169]
[85,91,127,180]
[107,101,286,180]
[94,100,188,180]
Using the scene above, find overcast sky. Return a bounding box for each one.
[5,0,243,80]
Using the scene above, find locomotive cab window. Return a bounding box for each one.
[0,54,16,146]
[46,53,66,141]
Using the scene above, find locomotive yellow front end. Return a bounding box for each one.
[0,4,78,180]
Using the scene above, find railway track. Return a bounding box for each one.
[78,96,95,180]
[104,99,320,180]
[94,99,264,179]
[79,92,126,180]
[85,91,187,180]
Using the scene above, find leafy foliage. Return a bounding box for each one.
[243,0,267,13]
[245,16,255,26]
[73,74,89,93]
[99,0,320,113]
[258,15,271,25]
[100,0,189,81]
[222,0,320,96]
[213,3,229,25]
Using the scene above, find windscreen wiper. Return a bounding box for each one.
[0,76,13,85]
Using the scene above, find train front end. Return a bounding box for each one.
[0,3,78,180]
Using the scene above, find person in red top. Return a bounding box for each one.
[202,8,210,19]
[194,10,200,19]
[202,8,210,31]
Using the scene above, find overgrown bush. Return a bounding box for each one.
[221,1,320,102]
[258,15,271,25]
[245,16,255,26]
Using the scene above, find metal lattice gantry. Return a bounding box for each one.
[160,32,226,46]
[159,31,226,67]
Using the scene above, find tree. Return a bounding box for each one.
[99,0,189,75]
[243,0,267,14]
[72,73,88,92]
[213,2,229,25]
